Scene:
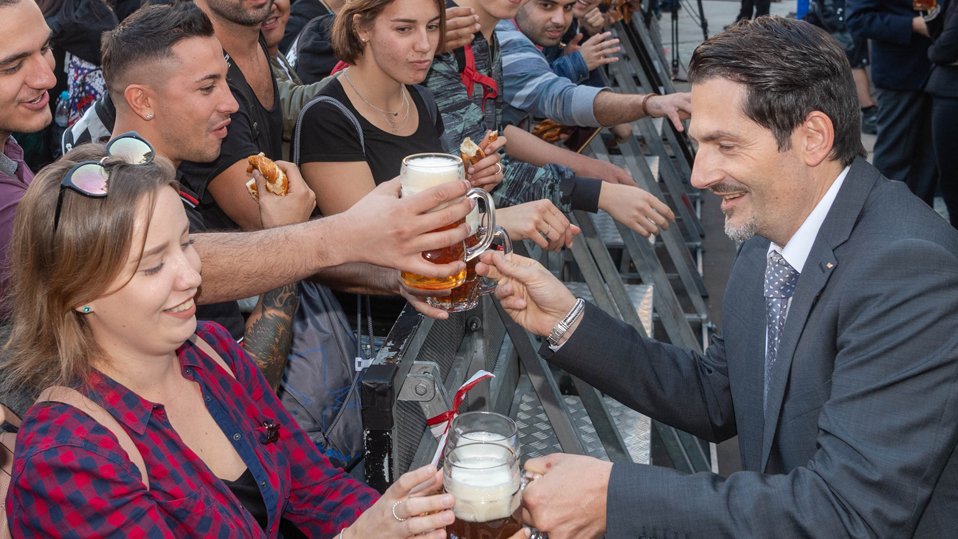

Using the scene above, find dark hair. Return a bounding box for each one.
[688,16,866,167]
[332,0,446,64]
[101,2,215,97]
[1,144,178,403]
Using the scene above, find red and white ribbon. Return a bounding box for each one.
[427,370,495,466]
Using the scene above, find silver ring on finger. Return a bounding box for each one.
[391,500,408,522]
[495,162,503,175]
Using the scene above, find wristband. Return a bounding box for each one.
[547,298,585,348]
[641,92,659,117]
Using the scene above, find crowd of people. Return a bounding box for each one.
[0,0,955,537]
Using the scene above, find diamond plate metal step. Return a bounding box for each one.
[565,281,653,337]
[512,378,650,464]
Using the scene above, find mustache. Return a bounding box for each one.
[710,182,748,196]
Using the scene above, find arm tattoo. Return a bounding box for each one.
[243,284,300,389]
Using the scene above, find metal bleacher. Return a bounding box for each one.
[360,5,715,493]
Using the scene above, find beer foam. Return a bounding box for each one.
[445,445,520,523]
[401,155,462,196]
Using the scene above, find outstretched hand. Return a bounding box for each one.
[345,178,471,279]
[566,32,621,72]
[598,183,674,237]
[475,252,576,336]
[644,92,692,132]
[496,200,580,251]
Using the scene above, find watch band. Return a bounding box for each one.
[547,298,585,347]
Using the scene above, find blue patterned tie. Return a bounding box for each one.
[764,250,800,410]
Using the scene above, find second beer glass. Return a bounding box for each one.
[444,442,524,539]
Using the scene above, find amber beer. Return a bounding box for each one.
[913,0,936,10]
[399,154,495,294]
[444,443,523,539]
[429,226,512,312]
[399,154,467,290]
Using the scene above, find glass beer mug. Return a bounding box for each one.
[427,225,513,312]
[444,442,524,539]
[444,411,520,460]
[399,153,496,293]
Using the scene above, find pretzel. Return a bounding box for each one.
[460,137,486,167]
[532,119,575,143]
[245,152,289,200]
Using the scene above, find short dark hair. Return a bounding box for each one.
[688,16,866,167]
[101,2,215,97]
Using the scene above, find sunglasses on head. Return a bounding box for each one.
[53,132,156,232]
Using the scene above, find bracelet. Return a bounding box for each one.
[338,529,346,539]
[641,92,659,117]
[547,298,585,347]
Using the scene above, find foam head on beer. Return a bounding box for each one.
[444,443,521,523]
[401,154,463,197]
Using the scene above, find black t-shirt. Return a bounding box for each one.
[296,78,444,183]
[295,78,444,331]
[179,40,284,232]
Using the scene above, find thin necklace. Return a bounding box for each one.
[343,69,410,131]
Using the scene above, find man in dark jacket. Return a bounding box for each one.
[846,0,937,203]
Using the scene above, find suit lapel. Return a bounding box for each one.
[728,241,770,470]
[760,158,880,471]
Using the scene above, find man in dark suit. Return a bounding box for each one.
[846,0,937,203]
[478,16,958,538]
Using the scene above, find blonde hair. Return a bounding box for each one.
[332,0,446,64]
[0,143,178,407]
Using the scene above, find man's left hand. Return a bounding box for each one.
[522,453,612,539]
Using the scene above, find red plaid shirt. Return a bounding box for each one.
[7,321,378,538]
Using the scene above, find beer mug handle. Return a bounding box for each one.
[464,188,496,262]
[479,226,512,295]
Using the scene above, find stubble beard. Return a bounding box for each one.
[206,0,273,26]
[723,209,757,244]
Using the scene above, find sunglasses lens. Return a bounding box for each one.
[108,136,154,164]
[69,163,109,195]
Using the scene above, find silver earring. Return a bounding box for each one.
[145,112,154,120]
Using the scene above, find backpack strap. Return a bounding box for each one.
[293,90,364,163]
[0,404,19,500]
[459,44,498,107]
[36,386,149,489]
[412,84,439,128]
[0,406,16,539]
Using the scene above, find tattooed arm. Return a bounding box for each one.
[242,284,300,390]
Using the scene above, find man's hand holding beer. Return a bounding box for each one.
[522,454,612,539]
